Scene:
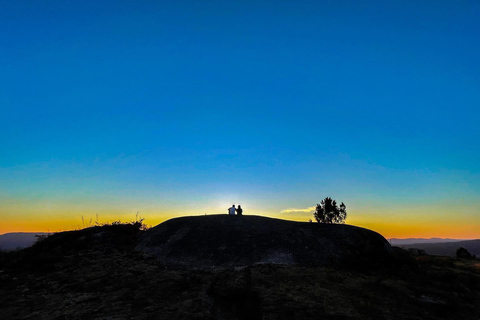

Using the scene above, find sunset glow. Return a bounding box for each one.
[1,1,479,240]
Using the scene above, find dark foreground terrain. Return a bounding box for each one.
[1,218,479,320]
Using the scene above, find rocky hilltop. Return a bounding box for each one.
[2,218,480,320]
[136,215,393,269]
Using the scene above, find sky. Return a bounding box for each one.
[1,0,479,239]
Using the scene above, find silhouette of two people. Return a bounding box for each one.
[228,204,243,216]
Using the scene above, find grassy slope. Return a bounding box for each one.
[0,224,479,320]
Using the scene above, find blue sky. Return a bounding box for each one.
[1,1,479,237]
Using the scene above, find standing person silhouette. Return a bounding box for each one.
[236,205,243,216]
[228,205,236,215]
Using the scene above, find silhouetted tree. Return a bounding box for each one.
[313,197,347,224]
[456,247,473,259]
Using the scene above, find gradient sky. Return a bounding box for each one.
[1,1,479,238]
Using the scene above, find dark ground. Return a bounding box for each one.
[0,223,479,320]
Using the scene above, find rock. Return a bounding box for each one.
[136,215,393,269]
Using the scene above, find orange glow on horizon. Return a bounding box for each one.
[1,211,478,240]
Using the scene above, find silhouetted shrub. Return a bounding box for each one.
[407,248,426,256]
[313,197,347,224]
[456,247,473,259]
[35,234,48,244]
[132,218,148,231]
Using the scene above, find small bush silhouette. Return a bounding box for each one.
[456,247,473,259]
[313,197,347,224]
[34,234,48,244]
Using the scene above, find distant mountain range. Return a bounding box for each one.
[0,232,49,251]
[389,238,471,246]
[390,238,480,257]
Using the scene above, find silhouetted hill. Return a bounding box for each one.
[1,218,479,320]
[137,215,393,269]
[0,232,48,251]
[400,239,480,257]
[0,223,143,273]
